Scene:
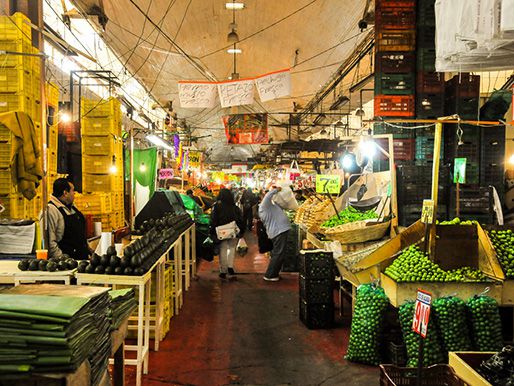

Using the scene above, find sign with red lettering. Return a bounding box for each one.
[223,113,268,144]
[412,289,432,338]
[158,168,174,180]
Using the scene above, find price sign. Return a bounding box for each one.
[454,158,467,184]
[158,168,174,180]
[412,289,432,338]
[315,174,341,194]
[421,199,435,224]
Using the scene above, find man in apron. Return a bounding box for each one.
[45,178,90,260]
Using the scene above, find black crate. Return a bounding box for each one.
[416,93,445,118]
[449,186,491,214]
[299,299,334,329]
[373,122,417,138]
[417,0,436,26]
[376,51,416,73]
[375,73,415,95]
[417,72,445,94]
[416,25,436,49]
[398,183,447,205]
[299,251,334,279]
[446,74,480,99]
[481,126,506,148]
[397,163,450,183]
[388,342,407,366]
[399,204,448,227]
[299,275,333,304]
[444,96,480,120]
[417,48,436,71]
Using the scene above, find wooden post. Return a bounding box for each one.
[429,122,443,257]
[129,126,134,230]
[456,180,460,218]
[388,133,399,236]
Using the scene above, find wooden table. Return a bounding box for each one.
[0,261,76,285]
[76,256,164,386]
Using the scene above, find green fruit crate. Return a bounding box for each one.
[379,364,465,386]
[417,48,436,71]
[375,73,415,95]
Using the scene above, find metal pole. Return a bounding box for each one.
[130,126,134,230]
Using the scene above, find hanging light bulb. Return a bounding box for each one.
[60,112,72,123]
[109,155,118,174]
[139,162,147,172]
[227,28,239,43]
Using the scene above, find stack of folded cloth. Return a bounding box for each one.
[3,285,111,386]
[109,288,137,330]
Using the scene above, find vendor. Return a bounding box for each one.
[43,178,90,260]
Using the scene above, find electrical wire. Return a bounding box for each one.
[199,0,320,59]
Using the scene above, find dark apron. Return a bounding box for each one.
[50,202,90,260]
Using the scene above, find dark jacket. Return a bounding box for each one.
[210,201,244,240]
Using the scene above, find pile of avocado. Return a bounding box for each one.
[321,206,378,228]
[18,255,78,272]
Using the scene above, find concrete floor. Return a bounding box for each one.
[125,232,379,386]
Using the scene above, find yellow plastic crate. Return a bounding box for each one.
[0,93,33,114]
[0,123,11,142]
[45,82,59,108]
[0,194,26,219]
[0,67,33,93]
[48,125,58,153]
[0,39,33,68]
[0,168,16,195]
[81,116,119,136]
[112,174,124,192]
[114,139,123,157]
[82,136,114,156]
[0,13,32,42]
[0,141,15,169]
[74,192,112,214]
[25,194,42,220]
[47,150,57,174]
[81,97,121,118]
[111,192,124,212]
[82,173,112,193]
[92,211,114,231]
[82,154,112,175]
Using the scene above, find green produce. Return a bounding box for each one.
[466,295,503,351]
[321,206,378,228]
[432,296,472,353]
[345,284,389,365]
[399,301,445,367]
[438,217,478,225]
[384,245,487,282]
[487,229,514,278]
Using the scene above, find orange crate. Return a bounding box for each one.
[376,0,415,8]
[82,173,112,193]
[82,136,114,156]
[376,30,416,52]
[374,95,415,117]
[82,154,112,175]
[375,7,416,30]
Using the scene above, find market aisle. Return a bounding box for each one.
[125,234,378,386]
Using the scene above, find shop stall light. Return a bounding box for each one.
[109,155,118,174]
[139,162,147,172]
[226,2,245,9]
[341,153,356,171]
[509,154,514,165]
[227,48,242,54]
[59,111,72,123]
[146,134,173,151]
[358,139,376,158]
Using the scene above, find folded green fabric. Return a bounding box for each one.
[0,295,89,318]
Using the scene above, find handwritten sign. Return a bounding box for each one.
[158,168,174,180]
[255,69,291,102]
[178,82,217,108]
[421,199,435,224]
[315,174,341,194]
[189,151,202,167]
[412,289,432,338]
[217,79,255,108]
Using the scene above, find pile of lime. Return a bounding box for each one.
[438,217,478,225]
[384,245,487,282]
[399,301,445,367]
[345,284,389,365]
[467,295,503,351]
[321,206,378,228]
[432,296,472,353]
[487,229,514,278]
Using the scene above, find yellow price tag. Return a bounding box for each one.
[315,174,341,194]
[421,199,435,224]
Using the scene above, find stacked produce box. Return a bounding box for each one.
[0,13,43,220]
[299,250,334,329]
[373,0,416,167]
[79,97,125,230]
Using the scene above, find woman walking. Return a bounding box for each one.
[210,188,244,279]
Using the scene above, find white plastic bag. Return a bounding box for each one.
[237,237,248,256]
[272,184,299,210]
[215,221,239,240]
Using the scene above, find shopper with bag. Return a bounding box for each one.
[210,188,244,279]
[259,186,291,281]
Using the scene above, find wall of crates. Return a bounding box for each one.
[79,97,125,231]
[373,0,505,226]
[0,13,43,221]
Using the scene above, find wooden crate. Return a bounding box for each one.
[448,352,494,386]
[380,272,503,307]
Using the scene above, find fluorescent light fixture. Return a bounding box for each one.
[227,48,242,54]
[146,134,173,151]
[226,2,245,9]
[329,95,350,110]
[313,113,326,125]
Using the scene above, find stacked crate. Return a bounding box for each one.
[299,250,334,329]
[374,0,416,147]
[0,13,42,220]
[79,97,124,230]
[282,223,300,272]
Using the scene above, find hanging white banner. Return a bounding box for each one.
[255,69,291,102]
[217,79,255,108]
[178,81,218,108]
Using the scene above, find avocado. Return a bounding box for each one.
[114,267,124,275]
[29,260,39,271]
[90,254,101,267]
[100,255,110,267]
[66,259,78,270]
[123,267,133,275]
[38,260,48,271]
[95,265,105,274]
[120,257,131,268]
[106,246,117,257]
[17,260,30,271]
[134,267,145,276]
[105,266,114,275]
[46,261,57,272]
[57,261,68,271]
[110,256,120,268]
[131,255,142,268]
[85,264,95,274]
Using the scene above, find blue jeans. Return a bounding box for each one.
[264,230,289,278]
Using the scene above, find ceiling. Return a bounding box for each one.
[70,0,374,160]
